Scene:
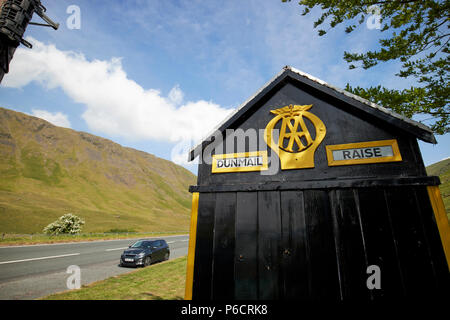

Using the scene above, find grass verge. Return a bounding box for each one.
[43,256,187,300]
[0,232,187,246]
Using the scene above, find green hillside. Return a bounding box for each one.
[426,157,450,220]
[0,107,196,234]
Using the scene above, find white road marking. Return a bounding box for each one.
[105,247,128,252]
[0,253,80,265]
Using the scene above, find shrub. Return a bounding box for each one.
[43,213,85,235]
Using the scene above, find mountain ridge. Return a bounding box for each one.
[0,107,196,234]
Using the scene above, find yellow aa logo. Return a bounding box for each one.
[278,109,314,153]
[264,104,326,170]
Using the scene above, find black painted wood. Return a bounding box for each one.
[303,190,340,300]
[190,176,440,193]
[211,192,236,300]
[192,193,216,300]
[235,192,259,300]
[279,190,309,300]
[329,189,370,300]
[192,186,448,300]
[385,187,438,295]
[357,188,405,298]
[413,187,450,295]
[257,191,281,300]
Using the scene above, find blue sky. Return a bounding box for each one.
[0,0,448,173]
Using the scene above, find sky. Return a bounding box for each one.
[0,0,448,174]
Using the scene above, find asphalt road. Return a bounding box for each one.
[0,234,189,300]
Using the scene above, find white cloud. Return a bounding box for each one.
[3,37,233,143]
[31,109,72,128]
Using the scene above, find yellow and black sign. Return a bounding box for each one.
[326,139,402,166]
[264,104,326,170]
[211,151,268,173]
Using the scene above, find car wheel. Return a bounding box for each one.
[144,256,151,267]
[164,252,169,261]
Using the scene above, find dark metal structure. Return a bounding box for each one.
[0,0,58,82]
[185,66,449,300]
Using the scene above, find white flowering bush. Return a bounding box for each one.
[43,213,85,235]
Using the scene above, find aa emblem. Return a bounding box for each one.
[264,104,326,170]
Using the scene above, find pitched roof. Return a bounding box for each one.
[188,66,436,161]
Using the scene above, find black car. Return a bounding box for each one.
[119,239,170,267]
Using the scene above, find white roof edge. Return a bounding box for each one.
[189,66,434,160]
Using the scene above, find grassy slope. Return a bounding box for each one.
[426,157,450,220]
[0,107,196,233]
[43,256,187,300]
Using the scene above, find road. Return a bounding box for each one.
[0,234,189,300]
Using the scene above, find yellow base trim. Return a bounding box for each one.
[427,186,450,270]
[184,192,199,300]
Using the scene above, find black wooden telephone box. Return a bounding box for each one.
[184,66,449,300]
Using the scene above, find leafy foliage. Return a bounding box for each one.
[43,213,85,235]
[283,0,449,134]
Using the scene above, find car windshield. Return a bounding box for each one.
[131,240,155,248]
